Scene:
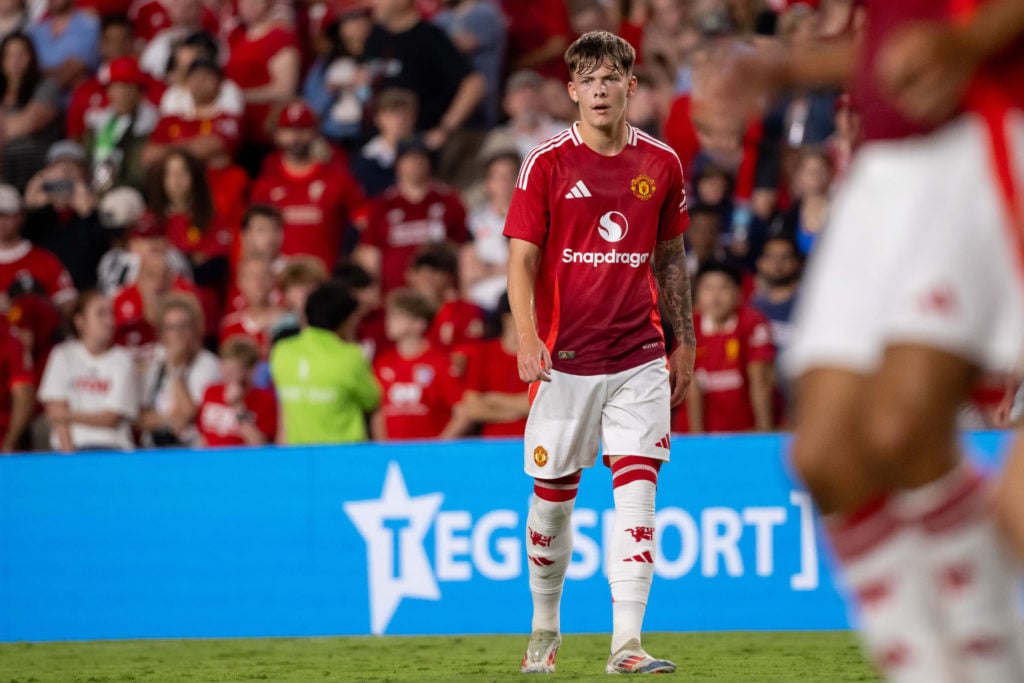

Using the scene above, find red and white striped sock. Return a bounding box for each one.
[828,496,954,683]
[527,471,581,634]
[894,463,1024,682]
[607,456,661,653]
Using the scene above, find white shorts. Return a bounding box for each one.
[523,357,672,479]
[785,112,1024,378]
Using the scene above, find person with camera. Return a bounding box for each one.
[22,139,108,292]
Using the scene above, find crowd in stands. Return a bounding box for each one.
[0,0,1003,453]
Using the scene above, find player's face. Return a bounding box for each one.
[567,61,636,133]
[696,272,740,323]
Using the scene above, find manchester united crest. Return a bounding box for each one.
[533,445,549,467]
[631,173,656,201]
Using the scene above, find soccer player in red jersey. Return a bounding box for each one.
[371,289,468,440]
[197,336,276,447]
[504,32,694,675]
[674,261,775,434]
[251,101,367,273]
[697,1,1024,680]
[0,184,77,317]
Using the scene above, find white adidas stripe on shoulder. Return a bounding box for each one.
[635,130,682,165]
[516,129,575,191]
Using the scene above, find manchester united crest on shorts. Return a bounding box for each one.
[631,173,656,201]
[533,445,549,467]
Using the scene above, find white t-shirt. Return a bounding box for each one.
[38,341,140,450]
[141,345,221,446]
[466,204,509,310]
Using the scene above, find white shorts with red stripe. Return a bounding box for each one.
[523,357,671,479]
[785,111,1024,378]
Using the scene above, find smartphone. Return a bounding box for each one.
[42,179,74,195]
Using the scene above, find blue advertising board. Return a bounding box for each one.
[0,432,1012,642]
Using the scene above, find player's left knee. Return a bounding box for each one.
[610,456,661,489]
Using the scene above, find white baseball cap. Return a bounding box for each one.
[0,184,23,214]
[98,186,146,229]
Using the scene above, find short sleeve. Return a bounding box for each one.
[105,350,140,419]
[503,153,550,246]
[658,154,689,241]
[745,310,776,364]
[37,345,70,402]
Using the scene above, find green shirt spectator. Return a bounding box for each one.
[270,282,380,444]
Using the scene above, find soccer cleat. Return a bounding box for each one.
[520,629,561,673]
[605,639,677,674]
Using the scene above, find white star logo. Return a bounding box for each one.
[343,462,444,634]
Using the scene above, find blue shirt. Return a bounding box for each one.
[28,11,100,74]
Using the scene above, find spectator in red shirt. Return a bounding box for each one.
[251,101,367,272]
[138,0,207,79]
[353,138,470,296]
[131,0,219,45]
[459,292,527,437]
[113,250,196,351]
[219,256,284,358]
[197,335,277,447]
[405,241,485,354]
[371,287,469,440]
[0,183,77,317]
[675,261,776,434]
[143,59,243,170]
[224,0,300,149]
[501,0,572,80]
[0,315,34,451]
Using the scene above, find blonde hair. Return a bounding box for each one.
[156,291,204,334]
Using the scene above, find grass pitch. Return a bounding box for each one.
[0,632,876,682]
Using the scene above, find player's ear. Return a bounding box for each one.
[567,80,578,104]
[627,75,638,98]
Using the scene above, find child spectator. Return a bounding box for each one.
[459,292,528,437]
[197,335,276,447]
[138,292,220,447]
[354,138,470,296]
[463,150,516,311]
[349,88,419,197]
[675,261,776,434]
[0,313,34,451]
[406,242,485,353]
[270,280,380,444]
[38,290,139,451]
[372,287,469,440]
[219,257,284,358]
[268,255,327,343]
[0,32,61,190]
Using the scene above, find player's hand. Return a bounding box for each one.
[668,343,696,409]
[518,335,553,384]
[877,22,981,126]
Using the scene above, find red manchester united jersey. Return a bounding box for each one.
[373,345,462,439]
[503,124,689,375]
[673,306,775,434]
[252,159,366,272]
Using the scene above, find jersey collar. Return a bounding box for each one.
[569,121,639,147]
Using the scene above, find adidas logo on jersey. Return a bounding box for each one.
[564,180,592,199]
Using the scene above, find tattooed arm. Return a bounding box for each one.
[654,235,697,409]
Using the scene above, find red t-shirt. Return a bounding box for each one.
[428,300,486,350]
[0,241,76,306]
[503,124,689,376]
[224,25,299,142]
[251,158,366,272]
[362,183,470,295]
[6,293,62,385]
[673,306,775,434]
[165,212,234,259]
[113,275,198,347]
[374,344,462,439]
[66,73,166,140]
[219,311,275,359]
[0,318,34,438]
[501,0,573,80]
[464,338,527,437]
[197,383,277,446]
[151,112,243,157]
[131,0,221,42]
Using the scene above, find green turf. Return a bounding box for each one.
[0,632,877,682]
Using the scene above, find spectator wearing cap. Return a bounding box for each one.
[349,87,418,197]
[0,33,61,190]
[138,0,206,79]
[26,0,99,91]
[462,150,516,311]
[478,69,565,163]
[0,0,27,41]
[0,183,76,319]
[353,137,470,297]
[251,101,367,272]
[363,0,485,152]
[66,16,166,143]
[302,2,373,146]
[270,280,380,444]
[432,0,505,128]
[22,141,110,291]
[83,56,159,191]
[95,184,145,293]
[159,32,243,118]
[674,260,776,435]
[224,0,300,156]
[143,58,243,170]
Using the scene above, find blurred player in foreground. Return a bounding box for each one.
[504,31,694,674]
[694,2,1024,681]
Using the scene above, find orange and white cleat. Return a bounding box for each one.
[520,630,561,673]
